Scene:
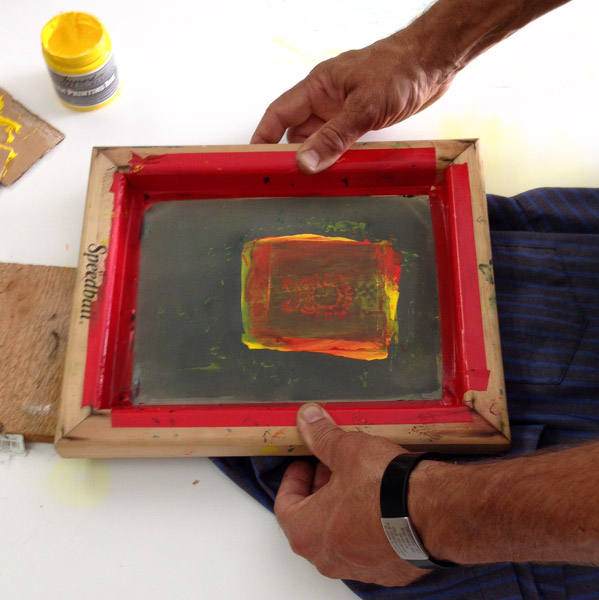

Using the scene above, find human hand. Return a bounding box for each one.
[251,31,454,174]
[274,403,431,586]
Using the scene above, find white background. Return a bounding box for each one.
[1,1,598,598]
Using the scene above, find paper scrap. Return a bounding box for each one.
[0,434,26,456]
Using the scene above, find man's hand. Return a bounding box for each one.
[276,404,599,580]
[251,0,573,175]
[251,32,454,175]
[274,403,430,586]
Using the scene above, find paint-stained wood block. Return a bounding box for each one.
[0,263,75,441]
[56,142,509,458]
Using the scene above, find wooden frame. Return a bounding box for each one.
[56,141,509,458]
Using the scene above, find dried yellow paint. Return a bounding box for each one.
[47,458,111,507]
[0,95,21,178]
[261,445,279,453]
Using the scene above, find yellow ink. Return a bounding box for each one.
[256,233,364,244]
[188,363,221,372]
[273,38,316,61]
[22,127,38,142]
[0,144,17,178]
[0,114,21,143]
[242,235,402,360]
[41,12,119,110]
[0,95,20,178]
[261,445,279,453]
[47,458,111,507]
[273,38,340,64]
[45,14,103,57]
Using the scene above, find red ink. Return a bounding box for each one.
[241,234,402,360]
[281,273,353,320]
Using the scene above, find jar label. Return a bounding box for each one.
[47,54,119,108]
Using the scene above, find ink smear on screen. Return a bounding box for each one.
[241,234,402,360]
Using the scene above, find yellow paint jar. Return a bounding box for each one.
[41,12,119,110]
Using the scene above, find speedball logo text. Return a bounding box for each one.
[80,243,107,320]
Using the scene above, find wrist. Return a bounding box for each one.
[407,459,465,564]
[380,453,459,569]
[387,27,455,91]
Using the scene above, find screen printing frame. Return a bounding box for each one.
[56,141,509,457]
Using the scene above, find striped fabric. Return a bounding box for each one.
[212,188,599,599]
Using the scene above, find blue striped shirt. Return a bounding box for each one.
[213,187,599,599]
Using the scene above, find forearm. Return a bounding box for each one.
[409,441,599,565]
[400,0,573,78]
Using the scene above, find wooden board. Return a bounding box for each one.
[0,263,75,441]
[56,141,510,457]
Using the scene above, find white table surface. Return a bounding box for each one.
[1,1,598,598]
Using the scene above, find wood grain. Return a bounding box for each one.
[56,410,507,458]
[57,142,510,457]
[0,263,75,441]
[453,142,510,440]
[56,148,117,439]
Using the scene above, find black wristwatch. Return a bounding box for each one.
[380,452,457,569]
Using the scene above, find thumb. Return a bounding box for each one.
[297,403,346,468]
[296,103,371,174]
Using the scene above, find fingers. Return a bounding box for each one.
[295,98,374,174]
[296,403,347,468]
[287,115,327,143]
[312,461,332,494]
[274,460,315,519]
[251,83,313,145]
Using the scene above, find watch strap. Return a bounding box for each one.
[380,452,457,569]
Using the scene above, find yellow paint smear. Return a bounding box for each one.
[0,95,20,178]
[0,144,18,178]
[272,38,341,64]
[261,445,279,453]
[255,233,358,244]
[47,458,111,507]
[244,337,386,360]
[0,94,22,140]
[0,115,21,143]
[273,38,315,61]
[242,234,401,361]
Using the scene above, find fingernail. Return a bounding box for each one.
[301,404,324,424]
[299,149,320,172]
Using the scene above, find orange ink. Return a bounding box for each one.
[241,234,402,360]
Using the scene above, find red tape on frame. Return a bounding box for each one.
[445,164,490,396]
[79,148,488,427]
[125,148,439,200]
[111,403,473,428]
